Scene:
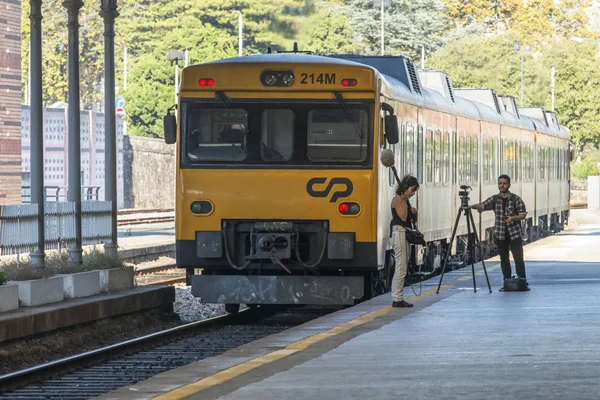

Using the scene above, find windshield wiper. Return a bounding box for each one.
[215,91,233,109]
[333,91,364,139]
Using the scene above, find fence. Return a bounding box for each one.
[21,186,102,203]
[0,201,112,256]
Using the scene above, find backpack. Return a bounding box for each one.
[502,277,530,292]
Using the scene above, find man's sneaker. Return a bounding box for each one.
[392,300,413,308]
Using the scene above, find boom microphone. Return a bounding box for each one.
[380,149,395,167]
[380,149,401,182]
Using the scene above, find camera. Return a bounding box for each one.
[458,185,471,198]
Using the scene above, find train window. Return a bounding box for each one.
[482,138,490,182]
[405,125,414,176]
[471,135,478,182]
[539,145,545,181]
[417,125,424,183]
[307,109,368,162]
[434,128,441,183]
[443,130,450,183]
[459,133,466,183]
[185,108,248,162]
[261,109,294,162]
[425,128,433,183]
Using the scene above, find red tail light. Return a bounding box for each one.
[198,78,215,86]
[341,78,357,87]
[338,202,360,215]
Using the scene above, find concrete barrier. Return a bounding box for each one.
[0,284,19,312]
[59,270,101,298]
[10,276,64,306]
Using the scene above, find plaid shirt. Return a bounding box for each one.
[481,192,527,241]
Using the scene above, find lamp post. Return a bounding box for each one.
[374,0,391,56]
[232,10,243,56]
[513,44,531,106]
[184,46,193,67]
[167,50,185,106]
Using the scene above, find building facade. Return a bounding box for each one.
[0,0,22,205]
[21,106,125,208]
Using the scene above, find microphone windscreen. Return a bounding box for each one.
[380,149,395,167]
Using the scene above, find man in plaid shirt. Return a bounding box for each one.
[470,174,528,283]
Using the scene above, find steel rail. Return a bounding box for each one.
[0,306,269,394]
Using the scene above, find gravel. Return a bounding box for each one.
[0,284,229,375]
[172,283,227,322]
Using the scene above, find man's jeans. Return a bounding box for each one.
[496,238,526,280]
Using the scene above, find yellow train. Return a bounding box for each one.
[163,51,570,312]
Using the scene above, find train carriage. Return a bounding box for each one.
[163,52,571,310]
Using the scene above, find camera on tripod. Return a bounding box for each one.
[458,185,472,209]
[458,184,472,198]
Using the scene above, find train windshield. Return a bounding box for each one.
[180,99,373,168]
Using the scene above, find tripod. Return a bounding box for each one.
[436,188,492,294]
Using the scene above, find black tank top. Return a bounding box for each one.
[391,199,410,227]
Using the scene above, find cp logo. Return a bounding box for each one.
[306,177,353,203]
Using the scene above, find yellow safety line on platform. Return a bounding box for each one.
[154,285,451,400]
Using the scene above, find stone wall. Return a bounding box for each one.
[0,0,21,205]
[571,178,588,205]
[123,135,175,209]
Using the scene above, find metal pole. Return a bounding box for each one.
[550,64,555,112]
[29,0,45,268]
[520,52,524,106]
[174,62,179,106]
[123,45,127,137]
[64,0,84,263]
[123,45,127,90]
[421,45,425,69]
[238,12,243,57]
[101,0,119,257]
[380,0,384,56]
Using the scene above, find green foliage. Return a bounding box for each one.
[571,153,599,179]
[428,34,549,107]
[342,0,450,60]
[0,248,124,283]
[542,42,600,151]
[442,0,595,45]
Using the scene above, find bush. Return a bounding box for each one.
[0,272,6,285]
[0,247,125,281]
[571,153,599,179]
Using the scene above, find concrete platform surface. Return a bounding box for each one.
[96,209,600,400]
[0,286,175,343]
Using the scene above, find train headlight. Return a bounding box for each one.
[190,200,214,215]
[282,73,295,86]
[261,70,295,87]
[262,73,277,86]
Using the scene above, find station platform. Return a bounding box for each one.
[0,285,175,343]
[96,209,600,400]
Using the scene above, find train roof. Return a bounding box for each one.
[194,53,570,140]
[518,107,563,138]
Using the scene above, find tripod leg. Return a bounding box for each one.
[436,207,463,294]
[467,209,492,293]
[465,209,477,293]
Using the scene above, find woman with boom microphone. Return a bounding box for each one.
[390,175,420,307]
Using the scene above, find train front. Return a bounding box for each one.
[168,55,379,308]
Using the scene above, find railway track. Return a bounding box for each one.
[0,305,342,398]
[135,263,186,286]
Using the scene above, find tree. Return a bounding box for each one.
[441,0,596,45]
[306,8,358,55]
[542,41,600,151]
[428,34,549,107]
[342,0,451,61]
